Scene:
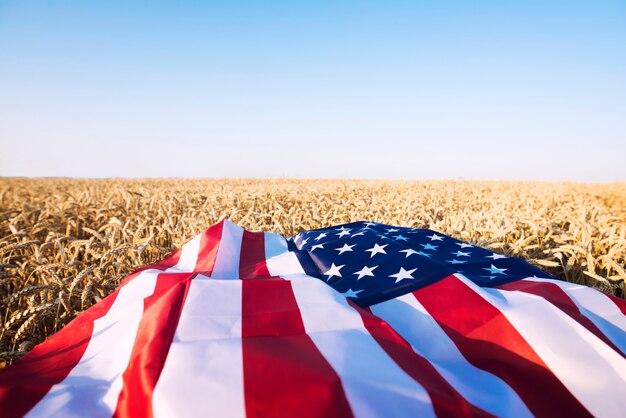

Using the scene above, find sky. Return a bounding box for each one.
[1,1,625,181]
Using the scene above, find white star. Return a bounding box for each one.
[342,288,363,298]
[452,251,471,257]
[482,264,507,275]
[310,244,324,251]
[400,248,418,258]
[394,234,409,242]
[335,243,356,255]
[337,229,351,238]
[389,267,418,283]
[351,231,366,237]
[300,237,309,247]
[353,265,378,279]
[314,232,327,241]
[386,228,399,234]
[366,243,388,258]
[364,222,377,227]
[456,242,473,249]
[427,233,444,241]
[324,263,344,279]
[486,253,507,260]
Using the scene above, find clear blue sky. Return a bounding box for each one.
[1,1,625,181]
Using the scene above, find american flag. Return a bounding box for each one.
[0,220,624,417]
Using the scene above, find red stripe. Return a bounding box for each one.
[0,290,120,418]
[112,272,194,418]
[357,304,493,417]
[194,220,224,275]
[498,280,625,357]
[0,239,184,417]
[414,275,592,418]
[239,230,272,279]
[113,222,226,417]
[240,234,353,418]
[242,279,354,418]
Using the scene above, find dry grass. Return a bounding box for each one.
[1,178,625,366]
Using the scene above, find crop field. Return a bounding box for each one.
[1,178,625,365]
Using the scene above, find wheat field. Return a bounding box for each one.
[1,178,624,366]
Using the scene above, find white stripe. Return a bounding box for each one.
[25,269,161,418]
[289,275,436,418]
[168,233,202,273]
[209,220,243,280]
[457,275,626,418]
[151,278,245,418]
[523,277,626,355]
[25,229,202,418]
[264,232,306,277]
[370,294,533,418]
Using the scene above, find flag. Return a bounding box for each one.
[0,220,624,418]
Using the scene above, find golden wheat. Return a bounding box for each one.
[1,178,624,366]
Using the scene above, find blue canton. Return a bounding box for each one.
[288,221,555,307]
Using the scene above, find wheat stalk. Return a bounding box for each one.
[0,178,623,366]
